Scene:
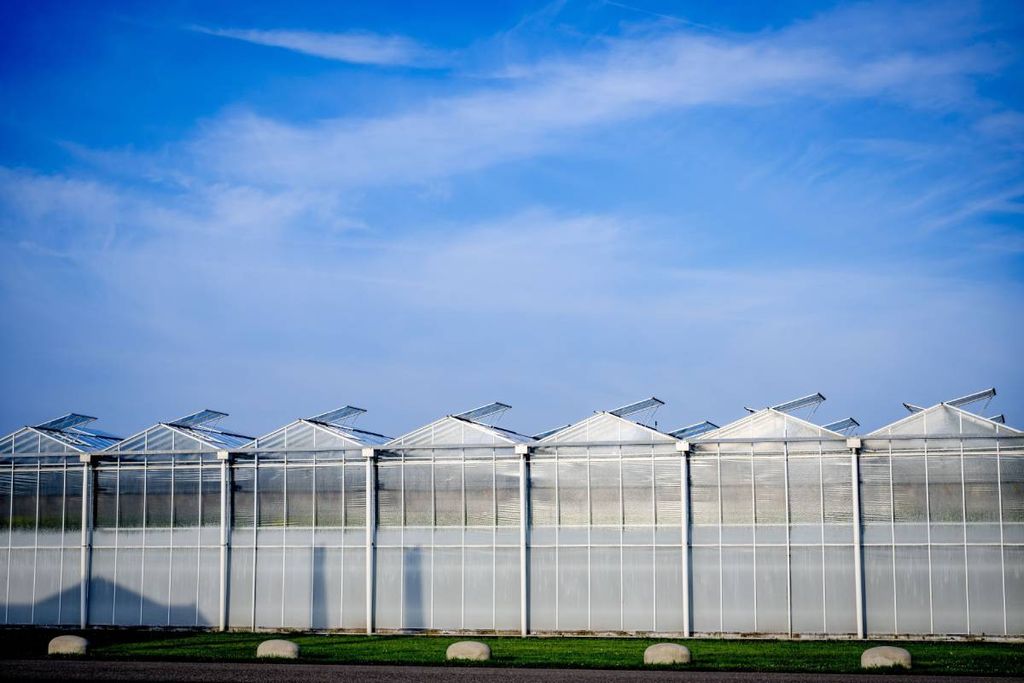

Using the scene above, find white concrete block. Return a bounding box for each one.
[48,635,88,656]
[445,640,491,661]
[861,645,911,669]
[644,642,691,665]
[257,639,300,659]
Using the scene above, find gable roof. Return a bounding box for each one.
[697,408,844,440]
[868,403,1022,437]
[114,409,253,451]
[0,414,122,454]
[538,410,675,444]
[386,414,534,448]
[248,417,389,449]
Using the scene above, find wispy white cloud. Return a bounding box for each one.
[177,10,1004,192]
[191,26,447,67]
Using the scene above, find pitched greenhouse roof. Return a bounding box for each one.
[248,407,391,449]
[697,408,844,440]
[114,409,254,451]
[0,413,123,454]
[868,402,1022,437]
[386,411,534,448]
[539,410,675,444]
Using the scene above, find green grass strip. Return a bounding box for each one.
[2,629,1022,676]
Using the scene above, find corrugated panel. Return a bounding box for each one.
[622,459,654,526]
[822,456,852,524]
[465,462,494,526]
[720,458,753,525]
[495,459,520,527]
[529,460,557,526]
[655,459,681,526]
[860,455,892,524]
[754,458,785,524]
[689,457,720,525]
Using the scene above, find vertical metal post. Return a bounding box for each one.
[363,447,377,634]
[516,444,530,636]
[782,442,792,636]
[676,440,691,638]
[217,451,232,632]
[849,437,866,639]
[78,455,93,629]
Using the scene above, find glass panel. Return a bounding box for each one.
[690,457,719,525]
[173,467,200,527]
[654,459,681,526]
[590,460,621,526]
[434,462,462,527]
[403,463,431,526]
[344,464,366,528]
[285,466,314,527]
[37,469,65,530]
[64,467,82,531]
[754,458,785,525]
[822,457,852,524]
[0,467,11,535]
[558,460,587,526]
[201,467,220,526]
[495,460,520,527]
[893,456,927,522]
[622,459,653,526]
[860,455,891,523]
[529,461,556,527]
[117,468,145,528]
[964,455,998,523]
[1000,455,1024,523]
[315,465,344,527]
[146,468,173,528]
[376,462,402,527]
[465,462,494,527]
[257,467,285,527]
[231,467,256,528]
[94,468,117,528]
[928,455,963,524]
[721,458,753,525]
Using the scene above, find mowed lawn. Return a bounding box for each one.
[1,629,1022,676]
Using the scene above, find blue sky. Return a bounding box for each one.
[1,0,1022,439]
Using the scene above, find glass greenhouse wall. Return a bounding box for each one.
[1,402,1022,638]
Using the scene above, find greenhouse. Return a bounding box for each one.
[1,391,1021,638]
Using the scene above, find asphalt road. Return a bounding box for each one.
[2,660,1022,683]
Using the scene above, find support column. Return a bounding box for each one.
[363,447,377,634]
[677,440,692,638]
[78,454,93,629]
[849,437,866,639]
[217,450,232,632]
[516,444,531,636]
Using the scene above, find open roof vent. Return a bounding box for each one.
[903,388,997,414]
[668,420,718,439]
[745,392,826,416]
[169,409,228,429]
[608,397,664,426]
[454,402,511,424]
[309,406,366,427]
[822,417,860,434]
[35,414,98,431]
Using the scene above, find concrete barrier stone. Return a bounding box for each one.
[446,640,491,661]
[48,635,88,656]
[861,645,911,670]
[644,643,691,665]
[257,639,300,659]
